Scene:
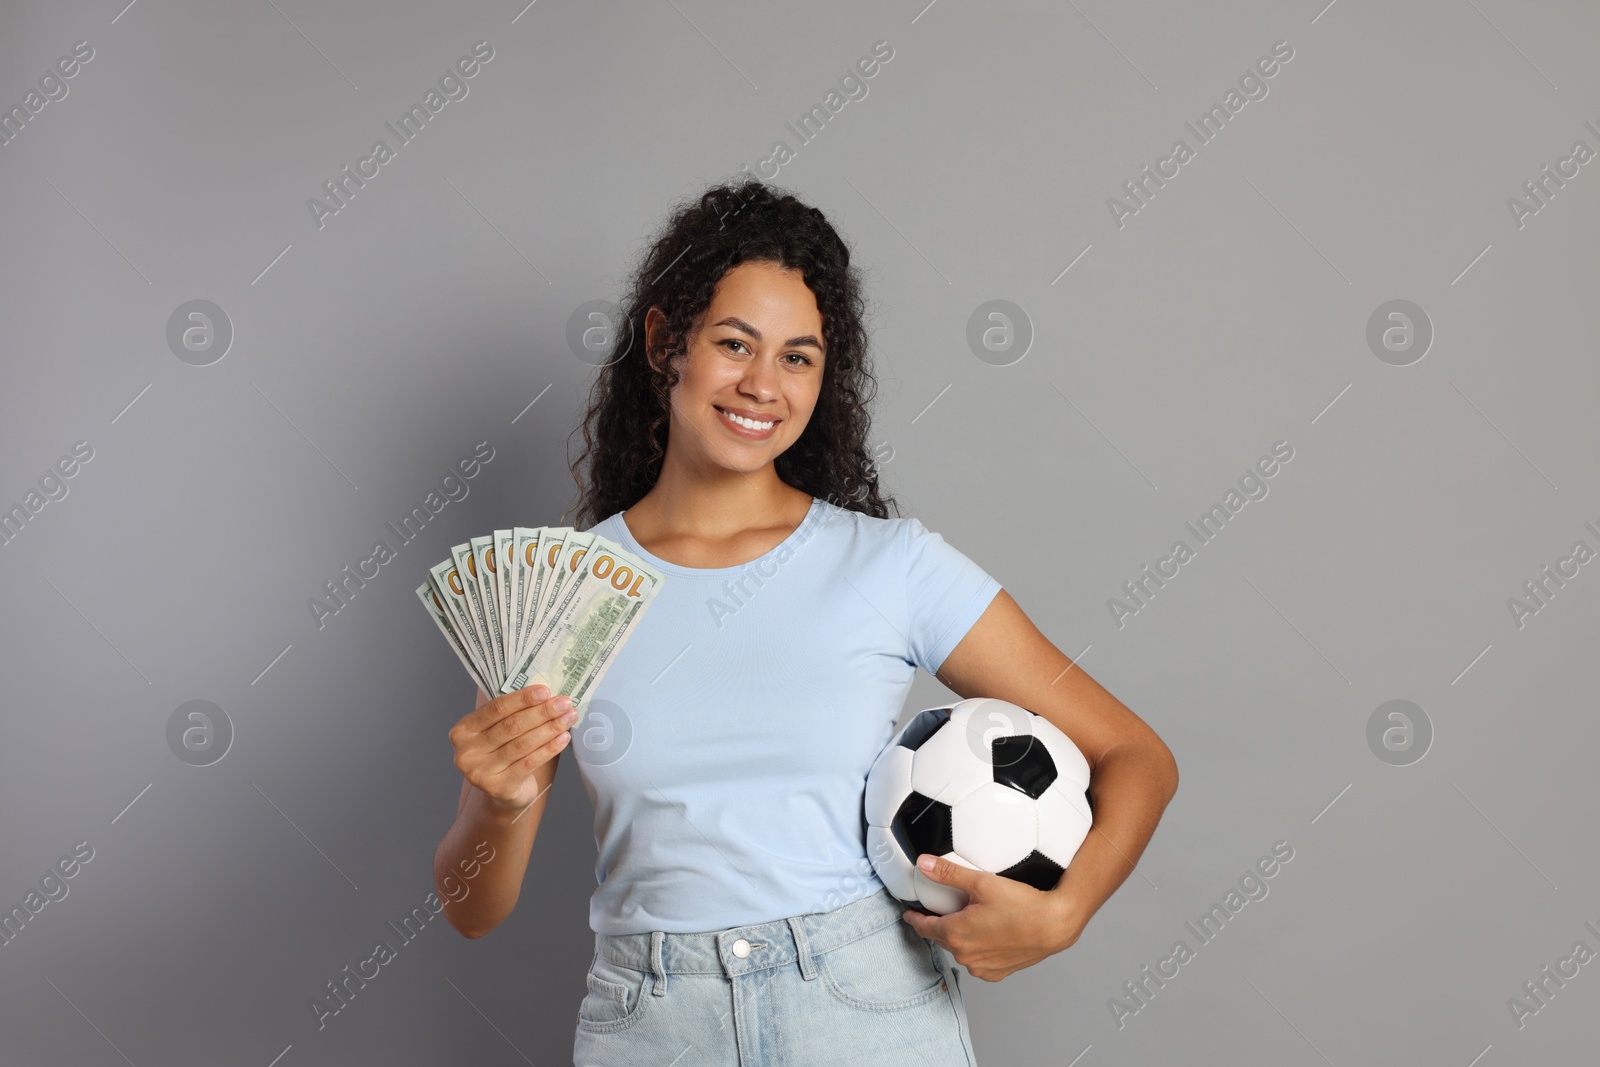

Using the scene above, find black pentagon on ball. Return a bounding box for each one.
[896,707,952,752]
[997,849,1066,892]
[991,734,1057,799]
[891,791,953,860]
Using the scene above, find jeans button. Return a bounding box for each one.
[732,938,751,958]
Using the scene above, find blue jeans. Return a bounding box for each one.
[572,887,979,1066]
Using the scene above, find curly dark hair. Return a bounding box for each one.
[561,177,898,530]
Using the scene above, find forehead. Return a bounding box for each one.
[708,261,822,323]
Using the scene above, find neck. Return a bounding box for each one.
[630,456,806,540]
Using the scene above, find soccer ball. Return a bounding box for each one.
[864,697,1094,915]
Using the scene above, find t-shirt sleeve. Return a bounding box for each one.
[901,517,1002,675]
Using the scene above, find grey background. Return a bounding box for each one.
[2,0,1596,1064]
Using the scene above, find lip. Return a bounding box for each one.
[715,404,781,424]
[713,404,780,440]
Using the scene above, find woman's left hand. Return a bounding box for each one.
[899,853,1085,982]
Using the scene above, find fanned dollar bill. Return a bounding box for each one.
[540,531,594,630]
[419,525,664,702]
[509,526,543,670]
[448,543,487,653]
[501,535,665,720]
[416,582,491,696]
[492,529,515,657]
[428,557,494,688]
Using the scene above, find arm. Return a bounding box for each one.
[433,685,570,939]
[904,589,1180,978]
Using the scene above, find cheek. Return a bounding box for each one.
[790,400,815,428]
[682,353,739,396]
[789,381,822,423]
[668,357,707,401]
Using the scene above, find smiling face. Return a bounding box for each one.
[648,259,827,478]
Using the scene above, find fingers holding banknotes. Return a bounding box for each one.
[450,685,577,812]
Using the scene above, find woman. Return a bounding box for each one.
[432,179,1179,1065]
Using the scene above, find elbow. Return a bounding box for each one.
[1124,729,1179,805]
[432,880,499,940]
[446,913,495,940]
[1157,741,1179,803]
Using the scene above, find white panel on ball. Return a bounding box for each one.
[950,781,1037,871]
[907,714,991,807]
[864,744,916,826]
[962,696,1032,745]
[1036,785,1094,865]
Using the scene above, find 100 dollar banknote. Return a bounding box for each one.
[501,535,664,719]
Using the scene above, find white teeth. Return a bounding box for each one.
[718,408,774,431]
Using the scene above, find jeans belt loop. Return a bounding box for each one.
[786,916,818,981]
[650,930,668,996]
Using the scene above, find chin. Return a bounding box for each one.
[718,452,779,473]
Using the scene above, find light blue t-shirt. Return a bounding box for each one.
[577,495,1002,935]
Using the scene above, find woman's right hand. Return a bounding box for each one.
[448,684,577,814]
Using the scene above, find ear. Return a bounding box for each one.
[642,306,668,372]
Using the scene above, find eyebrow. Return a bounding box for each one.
[711,316,824,353]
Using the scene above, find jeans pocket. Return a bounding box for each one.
[576,952,651,1033]
[818,919,948,1012]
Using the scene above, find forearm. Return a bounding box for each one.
[1049,740,1178,945]
[433,783,543,938]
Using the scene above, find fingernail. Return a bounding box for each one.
[918,855,935,872]
[553,696,573,712]
[561,708,578,724]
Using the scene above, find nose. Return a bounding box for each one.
[739,352,780,402]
